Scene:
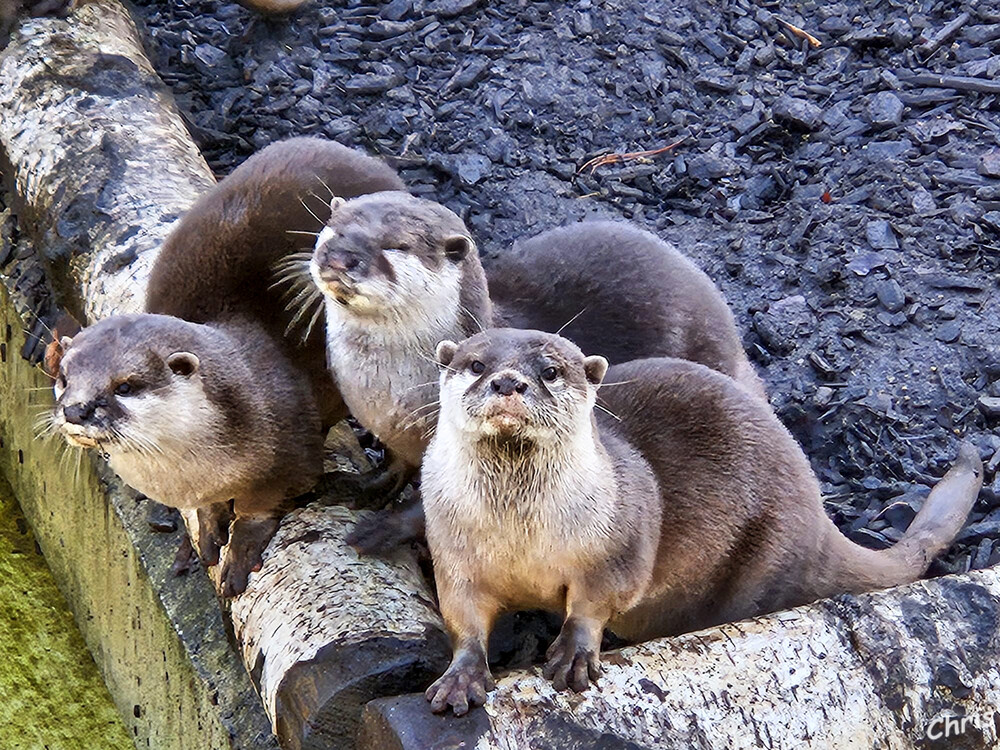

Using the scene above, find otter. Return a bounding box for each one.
[421,328,982,715]
[308,205,765,549]
[51,137,405,596]
[488,221,766,400]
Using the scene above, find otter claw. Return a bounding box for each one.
[543,633,602,692]
[425,661,494,715]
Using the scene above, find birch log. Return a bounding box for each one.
[0,3,449,748]
[360,566,1000,749]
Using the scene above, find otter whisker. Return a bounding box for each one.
[402,380,441,394]
[286,230,320,238]
[313,174,336,200]
[301,300,326,343]
[298,197,324,225]
[555,307,588,336]
[459,304,485,334]
[285,295,322,340]
[594,400,621,422]
[597,380,637,388]
[416,350,458,373]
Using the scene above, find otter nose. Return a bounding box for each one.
[64,401,95,425]
[320,249,363,277]
[491,375,528,396]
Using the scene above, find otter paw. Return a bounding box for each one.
[346,507,423,555]
[424,662,495,716]
[218,555,258,598]
[543,637,602,692]
[197,529,226,568]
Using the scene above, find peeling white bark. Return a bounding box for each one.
[0,0,213,320]
[360,566,1000,750]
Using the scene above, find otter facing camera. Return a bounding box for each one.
[436,340,458,368]
[166,351,200,377]
[583,355,609,386]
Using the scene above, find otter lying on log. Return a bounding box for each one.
[420,328,983,715]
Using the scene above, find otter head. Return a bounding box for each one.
[49,314,207,455]
[310,192,475,325]
[434,328,609,444]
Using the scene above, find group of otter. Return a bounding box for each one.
[48,138,983,716]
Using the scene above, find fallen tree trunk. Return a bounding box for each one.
[360,566,1000,749]
[0,2,449,748]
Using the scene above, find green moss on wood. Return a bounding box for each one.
[0,475,134,750]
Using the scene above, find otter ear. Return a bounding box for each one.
[167,352,200,378]
[436,340,458,368]
[583,355,609,386]
[329,195,347,213]
[443,235,474,261]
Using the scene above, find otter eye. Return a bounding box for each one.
[541,366,559,382]
[470,360,486,375]
[115,381,141,396]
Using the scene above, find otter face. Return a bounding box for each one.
[310,192,473,324]
[435,329,608,443]
[48,315,204,455]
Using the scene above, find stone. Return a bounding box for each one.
[866,219,898,250]
[867,91,904,127]
[772,95,823,131]
[979,149,1000,178]
[875,279,905,312]
[936,320,962,343]
[979,396,1000,418]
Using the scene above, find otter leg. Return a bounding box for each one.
[317,453,415,509]
[542,589,610,692]
[346,495,425,555]
[218,515,281,598]
[195,502,233,567]
[425,581,499,716]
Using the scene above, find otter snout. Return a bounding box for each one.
[490,373,529,396]
[63,400,98,425]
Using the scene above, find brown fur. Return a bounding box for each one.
[236,0,307,13]
[421,329,982,714]
[55,138,404,595]
[488,221,767,399]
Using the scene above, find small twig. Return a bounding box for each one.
[578,137,687,175]
[776,17,821,49]
[916,11,970,58]
[899,73,1000,96]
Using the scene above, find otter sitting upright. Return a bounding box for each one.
[309,204,766,548]
[49,137,405,596]
[420,328,982,715]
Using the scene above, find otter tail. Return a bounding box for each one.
[823,442,983,595]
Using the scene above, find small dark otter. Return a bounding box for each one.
[421,328,982,715]
[51,137,405,595]
[308,207,765,550]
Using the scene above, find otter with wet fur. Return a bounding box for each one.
[49,138,405,596]
[421,328,983,715]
